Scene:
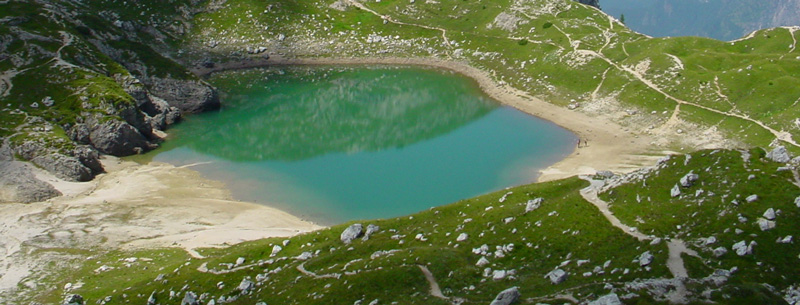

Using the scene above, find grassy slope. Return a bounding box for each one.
[56,178,672,304]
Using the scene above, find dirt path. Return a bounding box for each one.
[579,176,651,241]
[417,265,449,301]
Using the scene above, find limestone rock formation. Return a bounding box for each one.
[0,161,61,203]
[489,286,520,305]
[341,224,364,244]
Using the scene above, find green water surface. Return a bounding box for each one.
[150,66,576,224]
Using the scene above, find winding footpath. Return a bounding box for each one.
[578,176,700,282]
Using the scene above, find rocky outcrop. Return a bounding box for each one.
[341,224,364,244]
[62,294,84,305]
[766,146,791,163]
[30,153,93,182]
[0,161,61,203]
[13,139,100,182]
[88,119,153,156]
[145,77,220,114]
[489,287,520,305]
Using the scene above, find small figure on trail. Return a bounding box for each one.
[577,139,582,148]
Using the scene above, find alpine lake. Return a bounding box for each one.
[141,66,577,225]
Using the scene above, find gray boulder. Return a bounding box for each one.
[62,294,84,305]
[0,161,61,203]
[638,251,654,266]
[596,170,615,178]
[796,196,800,208]
[341,224,364,244]
[525,198,543,213]
[30,153,93,182]
[732,240,756,256]
[713,247,728,257]
[73,146,103,176]
[146,77,220,114]
[237,278,254,294]
[670,184,681,197]
[147,291,157,305]
[89,119,151,156]
[489,286,520,305]
[763,208,776,220]
[766,146,791,163]
[679,172,699,187]
[362,224,380,241]
[757,218,776,231]
[546,269,568,284]
[588,293,623,305]
[181,291,199,305]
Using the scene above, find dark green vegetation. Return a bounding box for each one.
[44,149,800,304]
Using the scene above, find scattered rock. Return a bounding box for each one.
[766,146,791,163]
[270,245,282,256]
[670,184,681,197]
[745,194,758,203]
[732,240,756,256]
[362,224,380,241]
[476,257,490,267]
[457,233,468,242]
[546,269,568,284]
[777,235,793,244]
[341,224,364,244]
[638,251,654,266]
[588,293,623,305]
[63,294,84,305]
[713,247,728,257]
[525,198,543,213]
[236,278,254,294]
[757,218,776,231]
[235,257,245,266]
[147,291,157,305]
[679,171,699,187]
[296,252,312,260]
[763,208,777,220]
[596,170,615,178]
[181,292,199,305]
[489,286,520,305]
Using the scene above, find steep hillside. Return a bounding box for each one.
[39,147,800,304]
[0,0,217,202]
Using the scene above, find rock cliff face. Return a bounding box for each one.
[0,0,220,202]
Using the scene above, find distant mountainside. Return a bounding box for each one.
[601,0,800,41]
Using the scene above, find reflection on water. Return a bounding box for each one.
[149,67,576,224]
[160,67,496,161]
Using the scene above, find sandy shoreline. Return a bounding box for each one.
[193,55,668,181]
[0,158,321,297]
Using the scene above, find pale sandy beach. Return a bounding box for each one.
[0,158,321,298]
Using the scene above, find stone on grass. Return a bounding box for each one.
[362,224,380,241]
[670,184,681,197]
[732,240,756,256]
[525,198,543,213]
[588,293,623,305]
[457,233,468,242]
[235,257,245,266]
[757,218,776,231]
[713,247,728,257]
[341,224,364,244]
[746,195,758,203]
[777,235,793,244]
[546,269,568,284]
[63,294,84,305]
[489,286,520,305]
[795,196,800,208]
[679,172,699,187]
[181,292,199,305]
[271,245,282,256]
[477,257,490,267]
[766,146,791,163]
[147,291,157,305]
[638,251,654,266]
[763,208,776,220]
[237,278,254,294]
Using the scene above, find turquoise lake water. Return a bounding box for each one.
[149,66,576,225]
